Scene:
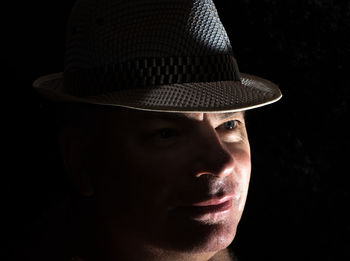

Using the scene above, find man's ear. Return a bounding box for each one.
[59,126,95,197]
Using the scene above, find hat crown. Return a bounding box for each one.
[64,0,233,72]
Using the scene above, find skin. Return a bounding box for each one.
[60,108,251,261]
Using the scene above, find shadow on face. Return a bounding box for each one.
[60,106,251,259]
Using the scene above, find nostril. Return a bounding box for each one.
[195,170,215,178]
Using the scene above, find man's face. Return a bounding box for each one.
[93,108,251,254]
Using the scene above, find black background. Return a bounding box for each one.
[3,0,349,260]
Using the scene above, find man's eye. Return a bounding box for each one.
[216,120,242,142]
[222,120,238,130]
[153,128,178,139]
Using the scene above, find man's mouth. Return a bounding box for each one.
[174,195,234,222]
[191,195,234,207]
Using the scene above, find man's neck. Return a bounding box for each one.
[72,248,235,261]
[209,248,235,261]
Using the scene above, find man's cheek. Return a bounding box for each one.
[227,142,251,170]
[227,145,251,207]
[117,160,171,208]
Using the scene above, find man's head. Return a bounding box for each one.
[34,0,281,259]
[59,106,250,259]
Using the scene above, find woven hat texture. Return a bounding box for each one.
[33,0,282,112]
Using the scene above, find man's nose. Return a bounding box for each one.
[191,128,235,179]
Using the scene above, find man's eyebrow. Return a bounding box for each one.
[214,111,245,121]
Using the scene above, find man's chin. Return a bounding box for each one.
[153,218,238,254]
[187,222,237,253]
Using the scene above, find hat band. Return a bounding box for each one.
[63,54,241,97]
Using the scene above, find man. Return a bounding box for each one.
[33,0,281,260]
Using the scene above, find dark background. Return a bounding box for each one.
[3,0,349,260]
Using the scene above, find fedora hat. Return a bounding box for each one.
[33,0,282,113]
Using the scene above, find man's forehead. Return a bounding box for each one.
[107,108,245,122]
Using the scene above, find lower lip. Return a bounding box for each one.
[178,199,233,219]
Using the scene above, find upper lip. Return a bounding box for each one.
[187,194,234,207]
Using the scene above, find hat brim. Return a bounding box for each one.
[33,72,282,113]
